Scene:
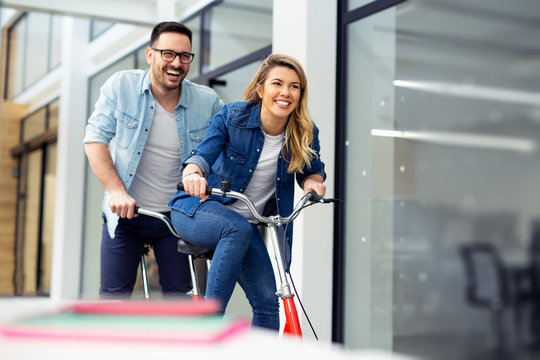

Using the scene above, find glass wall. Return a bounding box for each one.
[204,0,272,72]
[89,20,114,41]
[341,0,540,358]
[6,13,63,99]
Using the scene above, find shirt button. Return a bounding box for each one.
[150,106,154,109]
[181,140,184,144]
[196,136,200,140]
[177,117,181,121]
[230,156,234,160]
[137,152,141,155]
[256,149,260,152]
[145,128,148,132]
[277,177,280,181]
[127,123,131,127]
[240,188,243,192]
[249,169,253,173]
[129,173,133,177]
[277,197,280,201]
[279,155,282,159]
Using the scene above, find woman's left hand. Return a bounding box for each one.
[302,175,326,197]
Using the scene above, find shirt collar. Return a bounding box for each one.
[141,69,188,109]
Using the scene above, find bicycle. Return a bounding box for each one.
[136,181,338,338]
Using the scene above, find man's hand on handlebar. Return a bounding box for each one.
[182,165,209,201]
[108,190,138,219]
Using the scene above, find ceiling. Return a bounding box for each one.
[0,0,206,26]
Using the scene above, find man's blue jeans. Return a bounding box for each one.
[100,212,192,298]
[171,200,280,330]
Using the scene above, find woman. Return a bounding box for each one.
[169,54,326,330]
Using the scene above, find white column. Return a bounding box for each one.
[273,0,337,342]
[50,17,90,299]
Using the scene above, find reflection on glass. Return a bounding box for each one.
[50,15,63,69]
[344,0,540,358]
[90,20,114,41]
[184,17,200,79]
[206,1,271,72]
[22,150,43,296]
[348,0,373,11]
[8,16,26,98]
[210,60,261,103]
[39,143,57,295]
[48,99,59,130]
[25,12,49,88]
[22,108,47,141]
[135,46,148,71]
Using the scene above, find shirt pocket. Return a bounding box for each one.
[114,110,140,149]
[218,144,247,182]
[188,125,209,145]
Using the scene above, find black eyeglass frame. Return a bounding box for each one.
[151,48,195,64]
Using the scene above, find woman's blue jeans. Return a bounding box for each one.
[171,200,279,330]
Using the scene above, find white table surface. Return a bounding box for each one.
[0,298,415,360]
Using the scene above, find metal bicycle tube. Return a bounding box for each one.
[140,255,150,300]
[267,224,293,299]
[188,254,201,299]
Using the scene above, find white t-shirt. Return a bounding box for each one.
[128,101,181,212]
[227,131,284,223]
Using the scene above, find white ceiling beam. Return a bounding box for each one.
[0,0,192,26]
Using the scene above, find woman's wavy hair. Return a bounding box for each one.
[243,54,316,173]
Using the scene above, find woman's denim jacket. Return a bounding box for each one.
[168,101,326,249]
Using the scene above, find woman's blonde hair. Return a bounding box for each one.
[243,54,316,173]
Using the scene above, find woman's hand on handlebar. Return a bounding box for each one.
[302,175,326,197]
[182,165,209,201]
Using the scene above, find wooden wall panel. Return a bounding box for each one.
[0,101,27,295]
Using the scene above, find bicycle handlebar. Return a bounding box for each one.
[177,181,338,226]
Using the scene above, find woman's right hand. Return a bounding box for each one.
[182,166,209,201]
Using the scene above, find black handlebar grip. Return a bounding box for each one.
[307,190,323,202]
[134,206,140,214]
[176,181,212,195]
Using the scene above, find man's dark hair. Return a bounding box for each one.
[150,21,192,47]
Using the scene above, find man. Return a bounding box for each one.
[84,21,223,298]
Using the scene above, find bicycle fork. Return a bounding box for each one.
[267,223,302,337]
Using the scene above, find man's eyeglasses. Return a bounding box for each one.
[152,48,195,64]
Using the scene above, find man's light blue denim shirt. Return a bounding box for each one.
[84,68,223,237]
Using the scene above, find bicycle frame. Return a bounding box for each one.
[138,184,332,338]
[206,186,312,337]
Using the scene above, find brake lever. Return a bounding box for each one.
[306,191,342,204]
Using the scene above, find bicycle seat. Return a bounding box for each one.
[177,239,214,258]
